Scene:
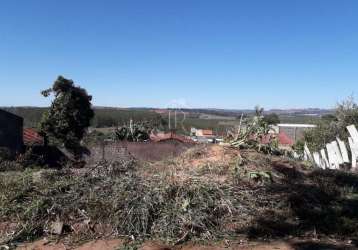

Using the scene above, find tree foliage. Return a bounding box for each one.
[263,113,280,125]
[304,97,358,150]
[39,76,94,158]
[92,109,164,128]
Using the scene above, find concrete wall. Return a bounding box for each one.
[0,109,23,154]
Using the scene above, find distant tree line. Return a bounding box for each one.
[92,109,165,128]
[1,107,48,127]
[2,106,165,129]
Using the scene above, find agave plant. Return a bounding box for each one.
[114,120,151,142]
[230,106,271,148]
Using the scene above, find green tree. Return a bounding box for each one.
[263,113,280,125]
[39,76,94,158]
[304,97,358,150]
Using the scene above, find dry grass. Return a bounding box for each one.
[1,144,358,248]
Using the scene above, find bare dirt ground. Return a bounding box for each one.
[15,238,356,250]
[142,144,241,184]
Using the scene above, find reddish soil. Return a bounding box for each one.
[183,144,240,168]
[15,238,356,250]
[0,221,18,243]
[16,239,124,250]
[142,144,241,184]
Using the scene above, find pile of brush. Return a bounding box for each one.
[1,150,358,248]
[0,161,239,246]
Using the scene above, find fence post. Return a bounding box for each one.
[348,137,358,170]
[320,149,329,169]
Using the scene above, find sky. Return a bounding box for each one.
[0,0,357,109]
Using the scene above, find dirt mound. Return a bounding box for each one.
[142,145,241,184]
[181,144,240,168]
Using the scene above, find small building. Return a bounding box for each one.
[190,128,218,143]
[277,123,316,143]
[0,109,24,154]
[195,129,214,137]
[191,128,214,137]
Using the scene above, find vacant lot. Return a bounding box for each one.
[1,145,358,249]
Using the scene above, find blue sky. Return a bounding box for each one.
[0,0,357,109]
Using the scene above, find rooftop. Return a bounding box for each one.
[0,109,23,123]
[278,123,317,128]
[23,128,43,145]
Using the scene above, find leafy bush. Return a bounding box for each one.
[304,97,358,150]
[16,147,46,168]
[293,139,305,155]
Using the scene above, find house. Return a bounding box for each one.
[191,128,215,137]
[0,109,23,154]
[190,128,218,143]
[195,129,214,137]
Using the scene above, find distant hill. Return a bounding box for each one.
[157,107,333,119]
[266,108,333,115]
[1,106,332,130]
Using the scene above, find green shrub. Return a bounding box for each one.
[304,97,358,151]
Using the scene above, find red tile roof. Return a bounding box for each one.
[23,128,43,145]
[201,129,213,136]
